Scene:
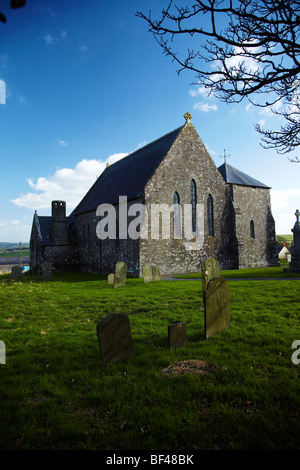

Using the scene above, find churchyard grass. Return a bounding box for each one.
[0,269,299,450]
[173,262,300,279]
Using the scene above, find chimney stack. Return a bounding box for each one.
[50,201,68,245]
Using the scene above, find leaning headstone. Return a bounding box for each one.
[142,264,153,283]
[41,261,52,281]
[168,322,187,350]
[114,262,127,288]
[204,277,230,339]
[107,273,114,285]
[201,257,220,292]
[152,265,161,281]
[11,266,22,280]
[96,313,134,365]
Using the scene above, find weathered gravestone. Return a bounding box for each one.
[96,313,134,365]
[107,273,114,285]
[11,266,22,280]
[142,264,153,283]
[168,322,187,350]
[204,277,230,339]
[41,261,52,281]
[201,257,220,293]
[114,261,127,288]
[152,265,161,281]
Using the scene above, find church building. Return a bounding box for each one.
[29,114,278,276]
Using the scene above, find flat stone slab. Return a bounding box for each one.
[168,322,187,350]
[204,277,230,339]
[96,313,134,365]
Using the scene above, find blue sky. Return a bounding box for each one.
[0,0,299,242]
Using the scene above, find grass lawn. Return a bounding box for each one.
[0,267,299,450]
[173,261,300,279]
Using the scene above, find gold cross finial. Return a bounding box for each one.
[184,112,192,122]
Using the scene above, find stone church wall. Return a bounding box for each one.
[74,198,140,276]
[74,211,101,273]
[43,245,77,272]
[29,220,44,273]
[231,185,277,268]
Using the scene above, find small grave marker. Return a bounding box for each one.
[152,265,161,281]
[41,261,52,281]
[142,264,153,283]
[168,322,187,350]
[107,273,114,285]
[96,313,134,365]
[114,261,127,288]
[204,277,230,339]
[11,266,22,280]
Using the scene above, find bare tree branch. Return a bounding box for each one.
[1,0,26,23]
[137,0,300,159]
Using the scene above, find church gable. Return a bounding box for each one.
[144,120,226,205]
[139,119,229,274]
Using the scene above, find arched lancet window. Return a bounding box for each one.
[190,179,197,234]
[172,191,181,239]
[207,194,214,237]
[250,220,255,239]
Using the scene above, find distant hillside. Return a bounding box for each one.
[0,242,29,250]
[276,234,293,248]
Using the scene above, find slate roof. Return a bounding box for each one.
[36,215,75,245]
[38,216,52,244]
[218,163,270,189]
[71,125,185,216]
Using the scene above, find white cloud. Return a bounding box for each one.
[43,31,68,46]
[189,86,211,98]
[59,140,69,147]
[79,42,88,54]
[224,42,261,78]
[260,99,283,117]
[271,188,300,234]
[193,102,218,112]
[11,153,128,211]
[0,218,31,242]
[0,53,9,70]
[43,33,59,46]
[38,6,56,18]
